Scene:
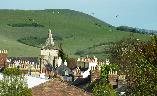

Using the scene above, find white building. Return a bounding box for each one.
[75,56,98,78]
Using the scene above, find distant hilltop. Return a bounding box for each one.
[0,9,150,59]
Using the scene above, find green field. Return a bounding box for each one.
[0,9,149,59]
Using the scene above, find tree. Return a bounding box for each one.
[100,64,119,81]
[67,58,77,69]
[92,64,118,96]
[109,36,157,95]
[92,81,116,96]
[58,43,68,62]
[0,68,32,96]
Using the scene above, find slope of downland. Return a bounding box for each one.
[0,9,149,58]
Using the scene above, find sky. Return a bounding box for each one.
[0,0,157,30]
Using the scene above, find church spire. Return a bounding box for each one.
[48,29,52,38]
[42,29,55,49]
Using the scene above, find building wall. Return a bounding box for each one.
[88,62,97,70]
[40,49,59,67]
[41,49,58,56]
[0,50,8,68]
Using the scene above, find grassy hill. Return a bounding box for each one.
[0,9,149,59]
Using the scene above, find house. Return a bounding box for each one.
[7,57,40,74]
[75,56,98,78]
[56,60,73,81]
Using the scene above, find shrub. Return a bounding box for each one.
[0,68,32,96]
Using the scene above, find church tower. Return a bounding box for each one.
[40,29,59,73]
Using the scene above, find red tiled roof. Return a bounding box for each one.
[80,58,95,63]
[32,79,91,96]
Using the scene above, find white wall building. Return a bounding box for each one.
[76,56,98,78]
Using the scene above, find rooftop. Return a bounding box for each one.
[32,79,91,96]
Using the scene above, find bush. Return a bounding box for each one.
[0,68,32,96]
[17,35,62,48]
[92,81,116,96]
[7,23,44,27]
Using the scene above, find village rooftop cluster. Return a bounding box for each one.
[0,29,126,94]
